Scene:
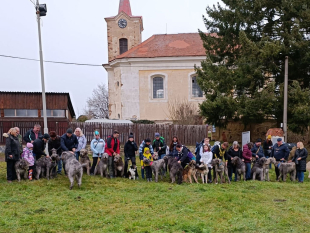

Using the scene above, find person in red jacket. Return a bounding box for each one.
[243,142,254,181]
[105,130,120,178]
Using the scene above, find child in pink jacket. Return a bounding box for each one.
[22,143,35,180]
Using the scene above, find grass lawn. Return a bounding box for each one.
[0,153,310,233]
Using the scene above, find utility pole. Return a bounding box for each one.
[36,0,48,135]
[283,56,288,142]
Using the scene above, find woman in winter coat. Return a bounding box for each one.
[169,136,180,158]
[243,142,254,181]
[200,145,213,183]
[74,128,87,161]
[4,128,21,183]
[90,131,105,175]
[291,142,308,183]
[227,141,242,182]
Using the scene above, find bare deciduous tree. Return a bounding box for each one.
[84,84,109,119]
[167,98,202,125]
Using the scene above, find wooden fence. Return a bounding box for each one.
[0,121,208,146]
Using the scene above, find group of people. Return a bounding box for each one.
[195,136,308,183]
[3,124,309,183]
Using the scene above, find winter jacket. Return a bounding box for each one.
[197,142,211,165]
[212,145,227,161]
[263,140,273,156]
[105,135,120,156]
[292,148,308,172]
[152,138,167,156]
[141,148,153,167]
[17,134,23,154]
[76,135,87,152]
[242,144,252,163]
[48,136,62,156]
[139,141,154,160]
[5,134,21,162]
[124,140,138,158]
[60,133,78,152]
[22,147,34,166]
[251,144,265,159]
[177,146,190,163]
[200,151,213,168]
[23,129,42,143]
[271,143,290,161]
[91,138,105,158]
[33,137,47,160]
[169,142,178,157]
[227,147,242,165]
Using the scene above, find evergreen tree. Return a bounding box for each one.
[196,0,310,132]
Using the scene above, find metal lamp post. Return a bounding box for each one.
[35,1,48,135]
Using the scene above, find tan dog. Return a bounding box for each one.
[79,149,91,176]
[182,160,198,183]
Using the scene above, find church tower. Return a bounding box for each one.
[105,0,143,61]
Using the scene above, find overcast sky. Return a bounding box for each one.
[0,0,218,117]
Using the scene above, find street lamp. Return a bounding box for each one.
[35,0,48,152]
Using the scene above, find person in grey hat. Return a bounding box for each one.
[251,138,265,160]
[152,133,166,159]
[60,128,78,153]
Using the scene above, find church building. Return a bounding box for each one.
[103,0,206,122]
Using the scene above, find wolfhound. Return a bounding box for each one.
[151,158,166,182]
[212,158,230,184]
[114,154,124,177]
[231,157,246,181]
[94,153,109,178]
[15,159,29,182]
[251,157,267,181]
[276,162,296,182]
[264,157,276,181]
[79,149,91,176]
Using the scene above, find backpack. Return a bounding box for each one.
[211,141,221,153]
[184,146,196,161]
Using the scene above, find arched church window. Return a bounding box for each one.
[153,77,164,99]
[119,38,128,55]
[192,76,203,98]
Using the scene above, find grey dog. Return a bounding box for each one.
[231,157,246,181]
[276,162,296,182]
[164,156,183,185]
[15,159,29,182]
[212,158,230,184]
[151,158,166,182]
[79,149,92,176]
[61,151,85,190]
[94,153,109,178]
[251,157,267,181]
[114,154,124,177]
[264,157,276,181]
[35,150,60,180]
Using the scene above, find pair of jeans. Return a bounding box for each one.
[57,159,63,174]
[90,157,99,174]
[6,160,17,181]
[159,154,166,159]
[108,156,115,177]
[75,151,80,161]
[297,171,304,182]
[124,157,136,177]
[145,166,152,179]
[245,163,251,180]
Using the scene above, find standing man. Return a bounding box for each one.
[33,134,50,160]
[124,133,138,177]
[152,133,166,159]
[271,138,290,180]
[251,139,265,160]
[23,124,42,144]
[60,129,78,153]
[105,130,120,178]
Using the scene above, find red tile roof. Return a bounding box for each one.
[114,33,209,60]
[119,0,132,16]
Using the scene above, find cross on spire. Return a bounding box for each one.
[119,0,132,16]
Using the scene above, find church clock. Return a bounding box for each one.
[118,19,127,28]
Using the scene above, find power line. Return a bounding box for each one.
[0,54,102,67]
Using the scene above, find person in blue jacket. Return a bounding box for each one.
[251,139,265,160]
[271,138,290,180]
[90,131,105,175]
